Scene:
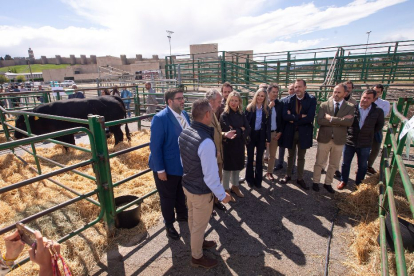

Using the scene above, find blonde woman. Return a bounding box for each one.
[219,91,250,200]
[244,88,271,188]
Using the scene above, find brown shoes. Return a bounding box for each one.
[280,175,291,184]
[265,173,275,181]
[225,189,236,202]
[191,255,218,269]
[337,181,347,190]
[367,167,377,174]
[231,186,244,198]
[202,240,217,249]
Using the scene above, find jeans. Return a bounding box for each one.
[125,102,131,117]
[341,145,371,185]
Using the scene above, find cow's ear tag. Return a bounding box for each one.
[34,116,39,120]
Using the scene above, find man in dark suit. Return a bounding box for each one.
[280,79,317,189]
[149,88,190,240]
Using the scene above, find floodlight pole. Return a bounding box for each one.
[365,31,371,55]
[166,30,174,56]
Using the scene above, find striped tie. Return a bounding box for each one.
[179,115,188,129]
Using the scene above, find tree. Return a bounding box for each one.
[0,75,8,84]
[16,75,25,82]
[0,57,4,60]
[4,55,12,60]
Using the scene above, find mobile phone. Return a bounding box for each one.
[16,222,37,248]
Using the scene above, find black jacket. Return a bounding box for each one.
[220,109,251,171]
[245,106,271,143]
[346,102,384,148]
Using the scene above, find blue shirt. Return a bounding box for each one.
[358,104,372,129]
[271,106,277,131]
[198,138,226,201]
[255,106,263,130]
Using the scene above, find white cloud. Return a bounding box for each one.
[0,0,407,58]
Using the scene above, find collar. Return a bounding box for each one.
[296,95,304,101]
[358,103,372,111]
[334,99,344,105]
[168,106,183,117]
[256,104,263,110]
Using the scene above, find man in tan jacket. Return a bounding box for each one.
[312,83,355,193]
[206,89,236,210]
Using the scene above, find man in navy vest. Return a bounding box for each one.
[149,88,190,240]
[179,99,231,268]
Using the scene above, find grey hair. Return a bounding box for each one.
[205,88,221,100]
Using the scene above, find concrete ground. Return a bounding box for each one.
[89,121,371,276]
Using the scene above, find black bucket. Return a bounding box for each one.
[380,215,414,252]
[115,195,141,229]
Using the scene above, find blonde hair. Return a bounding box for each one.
[246,88,270,116]
[224,91,243,114]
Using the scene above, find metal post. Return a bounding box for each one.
[88,115,116,235]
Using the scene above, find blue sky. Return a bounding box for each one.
[0,0,413,59]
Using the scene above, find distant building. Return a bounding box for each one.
[28,48,34,59]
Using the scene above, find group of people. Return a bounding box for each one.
[149,79,388,268]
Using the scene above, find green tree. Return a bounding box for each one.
[16,75,25,82]
[4,55,12,60]
[0,75,8,84]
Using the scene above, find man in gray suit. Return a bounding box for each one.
[312,83,355,193]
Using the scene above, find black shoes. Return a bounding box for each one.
[323,184,335,194]
[214,202,226,211]
[166,226,180,240]
[312,183,319,192]
[334,170,341,178]
[274,164,283,171]
[321,169,326,174]
[297,179,309,190]
[280,176,291,184]
[239,177,246,183]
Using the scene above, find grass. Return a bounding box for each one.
[0,64,73,73]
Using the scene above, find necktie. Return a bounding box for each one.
[334,103,340,116]
[179,115,188,129]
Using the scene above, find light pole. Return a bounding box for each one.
[166,30,174,56]
[365,31,371,55]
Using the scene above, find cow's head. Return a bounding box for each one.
[14,115,37,139]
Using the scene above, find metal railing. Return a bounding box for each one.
[378,97,414,276]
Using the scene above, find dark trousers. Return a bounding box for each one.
[153,172,187,227]
[245,130,266,187]
[341,145,371,185]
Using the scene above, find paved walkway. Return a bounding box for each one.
[90,132,370,276]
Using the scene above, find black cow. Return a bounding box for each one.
[14,96,131,146]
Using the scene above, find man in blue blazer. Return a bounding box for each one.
[149,88,190,240]
[279,79,317,190]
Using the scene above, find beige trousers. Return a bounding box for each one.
[313,139,344,185]
[183,187,214,259]
[267,132,279,173]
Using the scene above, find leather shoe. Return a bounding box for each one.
[166,226,180,240]
[367,167,377,174]
[321,168,326,174]
[274,164,283,171]
[280,175,291,184]
[214,202,226,211]
[324,184,335,194]
[265,173,275,181]
[191,255,218,269]
[312,183,319,192]
[202,240,217,249]
[239,177,245,183]
[297,179,309,190]
[334,170,341,178]
[337,181,347,190]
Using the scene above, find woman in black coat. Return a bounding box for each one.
[220,91,251,200]
[245,88,271,188]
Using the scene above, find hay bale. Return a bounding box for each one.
[0,129,160,275]
[337,168,414,275]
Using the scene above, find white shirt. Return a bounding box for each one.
[168,106,188,129]
[375,98,391,117]
[198,139,227,201]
